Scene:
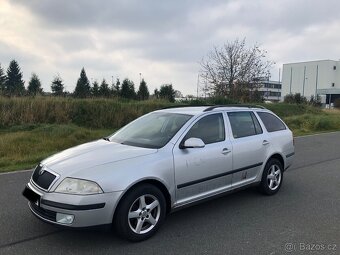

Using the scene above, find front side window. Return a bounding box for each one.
[184,113,225,144]
[228,111,262,139]
[257,112,286,132]
[110,112,192,148]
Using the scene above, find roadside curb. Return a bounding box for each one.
[0,169,33,176]
[295,130,340,138]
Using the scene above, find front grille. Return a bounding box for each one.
[32,164,56,190]
[30,202,56,222]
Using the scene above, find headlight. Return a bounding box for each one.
[55,178,103,195]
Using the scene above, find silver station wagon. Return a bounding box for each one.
[23,105,294,241]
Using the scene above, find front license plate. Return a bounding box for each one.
[22,186,40,206]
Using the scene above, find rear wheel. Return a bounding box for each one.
[259,158,283,195]
[114,184,166,241]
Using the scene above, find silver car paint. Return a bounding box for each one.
[26,107,294,228]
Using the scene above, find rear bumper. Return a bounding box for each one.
[284,152,295,170]
[25,182,123,228]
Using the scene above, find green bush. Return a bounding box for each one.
[334,98,340,108]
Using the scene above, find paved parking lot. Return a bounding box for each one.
[0,132,339,255]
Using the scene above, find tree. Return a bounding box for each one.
[153,88,159,99]
[5,60,25,96]
[73,67,91,98]
[159,84,175,102]
[27,73,43,96]
[200,38,273,99]
[137,79,149,100]
[174,90,183,98]
[112,78,121,97]
[91,80,100,97]
[0,64,6,95]
[99,79,111,98]
[51,75,65,96]
[120,78,135,99]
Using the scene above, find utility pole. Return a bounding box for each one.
[196,74,199,99]
[302,66,306,96]
[289,67,293,94]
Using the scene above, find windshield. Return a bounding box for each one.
[109,112,193,149]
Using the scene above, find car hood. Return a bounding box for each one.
[41,139,157,176]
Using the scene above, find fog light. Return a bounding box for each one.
[56,213,74,224]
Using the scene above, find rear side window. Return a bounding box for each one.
[184,113,225,144]
[228,112,262,139]
[257,112,286,132]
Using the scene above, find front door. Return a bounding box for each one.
[173,113,233,205]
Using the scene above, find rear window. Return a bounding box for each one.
[228,112,262,139]
[257,112,286,132]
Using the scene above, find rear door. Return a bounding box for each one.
[226,111,269,188]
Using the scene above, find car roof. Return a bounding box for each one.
[157,105,269,116]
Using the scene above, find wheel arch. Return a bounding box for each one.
[267,153,285,170]
[112,179,172,223]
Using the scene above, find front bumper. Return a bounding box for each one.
[24,182,123,228]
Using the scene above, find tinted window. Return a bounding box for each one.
[184,113,225,144]
[257,112,286,132]
[228,112,262,139]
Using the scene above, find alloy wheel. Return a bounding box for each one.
[128,194,161,234]
[267,164,282,191]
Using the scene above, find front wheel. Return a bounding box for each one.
[259,158,283,195]
[114,184,166,241]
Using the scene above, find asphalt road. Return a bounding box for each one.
[0,132,339,255]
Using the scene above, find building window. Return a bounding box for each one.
[334,66,337,70]
[332,83,335,87]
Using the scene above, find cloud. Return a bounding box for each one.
[1,0,340,94]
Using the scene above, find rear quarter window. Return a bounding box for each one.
[257,112,286,132]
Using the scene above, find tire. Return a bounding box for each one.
[113,184,166,242]
[259,158,283,195]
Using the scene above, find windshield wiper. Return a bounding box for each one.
[102,137,110,141]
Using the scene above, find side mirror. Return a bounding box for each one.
[181,138,205,149]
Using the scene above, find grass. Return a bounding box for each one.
[0,124,112,172]
[0,96,173,129]
[1,97,340,172]
[283,110,340,136]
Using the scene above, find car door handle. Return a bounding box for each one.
[262,140,270,146]
[222,148,231,155]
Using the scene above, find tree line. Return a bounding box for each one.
[1,38,277,104]
[0,60,177,102]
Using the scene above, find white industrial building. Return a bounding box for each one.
[281,60,340,106]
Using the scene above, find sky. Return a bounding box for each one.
[1,0,340,96]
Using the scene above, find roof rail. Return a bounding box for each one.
[162,104,212,110]
[203,104,266,112]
